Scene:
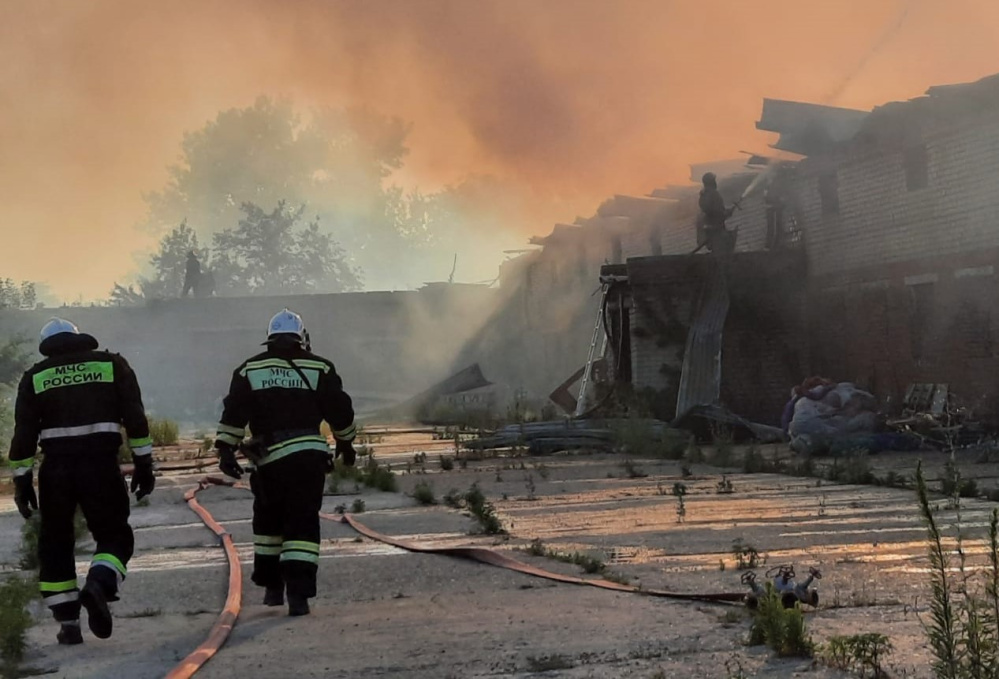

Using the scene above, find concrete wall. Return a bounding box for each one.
[0,285,497,423]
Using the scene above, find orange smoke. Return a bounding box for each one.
[2,0,999,299]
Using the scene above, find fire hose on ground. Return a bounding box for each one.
[166,475,818,676]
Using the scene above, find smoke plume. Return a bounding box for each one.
[2,0,999,299]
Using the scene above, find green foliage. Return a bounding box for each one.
[0,280,37,310]
[0,575,36,669]
[147,417,179,446]
[748,585,814,658]
[360,455,397,492]
[462,483,505,535]
[443,488,462,509]
[211,201,362,295]
[17,516,40,571]
[438,454,455,471]
[824,452,874,486]
[522,539,610,576]
[350,498,366,513]
[411,481,437,505]
[916,462,962,678]
[821,633,894,677]
[138,220,207,299]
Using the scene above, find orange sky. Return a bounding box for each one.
[2,0,998,301]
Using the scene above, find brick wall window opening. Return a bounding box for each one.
[819,173,840,216]
[909,282,934,360]
[904,145,929,191]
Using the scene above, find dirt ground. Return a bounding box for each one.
[0,429,991,678]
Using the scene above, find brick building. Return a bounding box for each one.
[794,73,999,420]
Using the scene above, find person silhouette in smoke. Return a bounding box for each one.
[698,172,737,253]
[182,251,201,298]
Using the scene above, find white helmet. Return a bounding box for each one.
[40,318,80,344]
[267,308,305,342]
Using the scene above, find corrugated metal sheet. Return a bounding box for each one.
[674,263,730,419]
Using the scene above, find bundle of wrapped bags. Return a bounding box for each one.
[783,377,884,455]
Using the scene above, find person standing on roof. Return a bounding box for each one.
[182,250,201,297]
[698,172,737,253]
[6,318,155,645]
[213,308,357,616]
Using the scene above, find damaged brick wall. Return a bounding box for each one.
[808,252,999,420]
[626,252,806,424]
[799,112,999,280]
[720,254,808,425]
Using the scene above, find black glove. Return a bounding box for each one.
[335,439,356,467]
[217,445,244,479]
[13,473,38,520]
[130,455,156,501]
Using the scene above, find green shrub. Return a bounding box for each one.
[350,498,366,513]
[439,454,455,471]
[821,633,893,677]
[0,575,36,669]
[359,455,397,492]
[443,488,462,509]
[147,417,179,446]
[749,585,814,658]
[463,483,505,535]
[412,481,437,505]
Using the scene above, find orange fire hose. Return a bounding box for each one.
[329,511,746,604]
[167,474,745,677]
[164,478,244,679]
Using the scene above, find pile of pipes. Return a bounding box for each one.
[465,418,672,455]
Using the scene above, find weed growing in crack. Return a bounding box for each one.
[716,475,734,494]
[463,483,505,535]
[620,459,647,478]
[732,539,762,570]
[523,473,536,500]
[672,482,687,522]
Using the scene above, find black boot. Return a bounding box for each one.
[56,621,83,645]
[263,586,284,607]
[80,581,113,639]
[287,594,310,617]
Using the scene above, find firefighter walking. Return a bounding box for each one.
[7,318,155,644]
[214,309,356,616]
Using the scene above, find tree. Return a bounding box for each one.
[211,201,362,296]
[139,220,208,299]
[137,97,434,291]
[0,279,37,309]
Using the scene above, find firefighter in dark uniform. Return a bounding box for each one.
[7,318,155,644]
[214,309,356,616]
[698,172,736,253]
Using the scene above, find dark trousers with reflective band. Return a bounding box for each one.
[250,450,326,599]
[38,450,133,621]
